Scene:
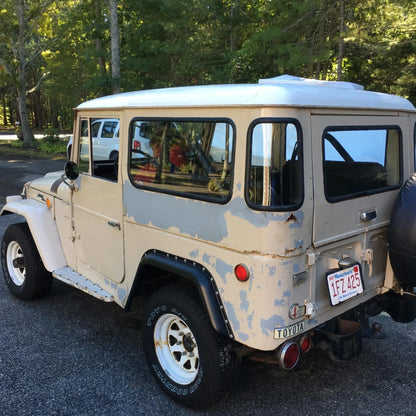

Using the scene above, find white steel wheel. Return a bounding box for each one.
[1,223,52,300]
[153,313,199,385]
[142,284,239,409]
[6,240,26,286]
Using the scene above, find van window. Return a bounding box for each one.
[323,127,401,201]
[128,119,234,202]
[246,119,303,210]
[101,120,118,138]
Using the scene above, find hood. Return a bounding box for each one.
[26,171,65,196]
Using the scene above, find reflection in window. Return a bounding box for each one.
[78,119,90,174]
[323,127,401,200]
[129,119,234,202]
[77,117,120,181]
[414,122,416,171]
[101,121,118,138]
[247,120,302,209]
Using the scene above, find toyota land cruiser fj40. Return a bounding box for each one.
[2,75,416,409]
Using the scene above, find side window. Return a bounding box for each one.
[323,127,401,201]
[128,119,234,202]
[77,117,120,181]
[246,119,303,210]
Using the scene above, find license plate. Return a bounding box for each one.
[327,264,364,306]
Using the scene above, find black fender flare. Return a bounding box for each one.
[127,250,233,339]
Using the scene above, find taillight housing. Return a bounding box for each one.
[300,335,313,353]
[276,341,300,370]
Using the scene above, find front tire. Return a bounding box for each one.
[1,222,52,300]
[142,284,238,409]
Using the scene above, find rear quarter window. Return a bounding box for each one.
[246,119,303,211]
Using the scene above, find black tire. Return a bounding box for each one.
[109,150,119,161]
[1,222,52,300]
[388,173,416,286]
[109,151,119,179]
[142,284,238,409]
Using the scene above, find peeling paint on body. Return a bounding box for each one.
[124,183,308,260]
[190,249,199,258]
[118,288,127,303]
[124,187,230,243]
[237,332,249,342]
[215,258,233,285]
[224,301,240,331]
[239,290,249,313]
[261,314,285,336]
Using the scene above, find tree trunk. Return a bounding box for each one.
[106,0,121,94]
[2,93,8,125]
[17,83,34,145]
[95,0,107,96]
[16,0,34,145]
[337,0,345,81]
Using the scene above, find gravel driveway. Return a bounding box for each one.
[1,153,416,416]
[0,152,66,205]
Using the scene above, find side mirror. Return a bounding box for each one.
[64,161,80,180]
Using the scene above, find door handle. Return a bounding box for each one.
[108,220,121,230]
[360,209,377,221]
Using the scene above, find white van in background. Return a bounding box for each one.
[67,118,154,161]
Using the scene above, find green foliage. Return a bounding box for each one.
[10,129,67,153]
[10,140,24,149]
[35,128,68,153]
[1,0,416,134]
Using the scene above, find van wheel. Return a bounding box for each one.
[1,223,52,300]
[109,151,119,179]
[142,284,238,409]
[109,150,119,161]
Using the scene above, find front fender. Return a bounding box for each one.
[1,197,66,271]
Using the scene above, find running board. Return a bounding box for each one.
[52,267,114,302]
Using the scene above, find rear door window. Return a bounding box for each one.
[323,127,401,201]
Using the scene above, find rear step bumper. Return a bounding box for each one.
[314,318,362,361]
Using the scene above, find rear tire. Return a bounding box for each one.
[1,223,52,300]
[142,284,238,409]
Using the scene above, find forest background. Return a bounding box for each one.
[0,0,415,145]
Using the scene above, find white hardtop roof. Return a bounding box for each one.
[77,75,415,112]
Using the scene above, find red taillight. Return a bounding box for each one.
[300,335,313,353]
[277,341,300,370]
[234,264,250,282]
